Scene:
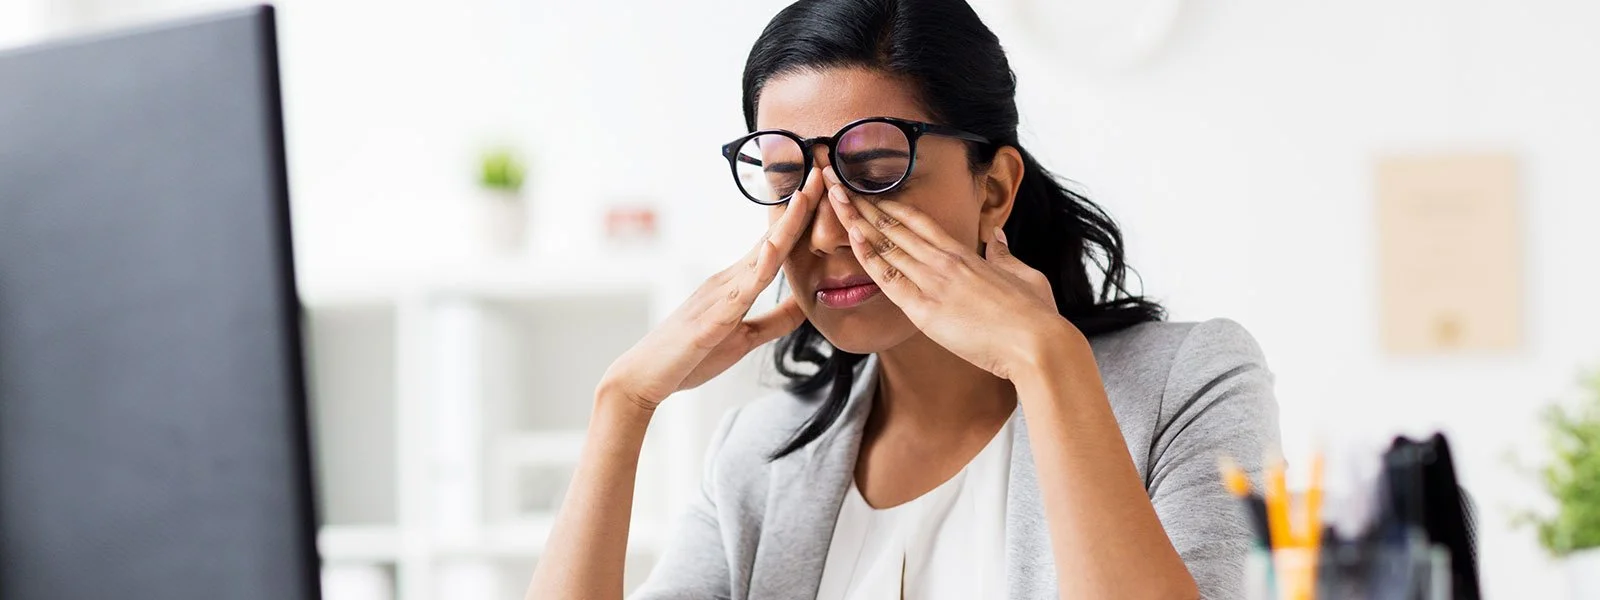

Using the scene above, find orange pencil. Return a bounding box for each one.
[1264,457,1291,549]
[1305,452,1325,549]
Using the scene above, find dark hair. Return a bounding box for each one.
[746,0,1165,460]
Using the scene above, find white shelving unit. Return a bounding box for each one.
[302,254,761,599]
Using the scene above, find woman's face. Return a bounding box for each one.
[756,67,1007,354]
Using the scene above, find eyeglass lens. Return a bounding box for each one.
[733,121,913,203]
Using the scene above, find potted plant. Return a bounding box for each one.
[472,147,529,255]
[1526,369,1600,597]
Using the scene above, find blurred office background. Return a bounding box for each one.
[4,0,1598,598]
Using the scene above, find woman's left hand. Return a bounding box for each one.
[821,168,1083,381]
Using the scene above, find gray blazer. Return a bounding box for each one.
[631,319,1280,600]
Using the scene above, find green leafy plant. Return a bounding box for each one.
[1526,369,1600,556]
[479,148,527,195]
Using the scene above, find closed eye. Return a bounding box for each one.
[763,161,804,175]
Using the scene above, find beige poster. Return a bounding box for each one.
[1376,153,1523,354]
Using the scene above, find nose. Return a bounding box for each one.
[806,149,851,256]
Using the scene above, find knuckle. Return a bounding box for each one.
[1027,271,1052,289]
[881,265,902,283]
[738,321,761,341]
[874,237,897,256]
[931,250,961,271]
[873,214,899,230]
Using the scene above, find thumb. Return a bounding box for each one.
[742,295,806,348]
[984,226,1017,264]
[985,226,1054,306]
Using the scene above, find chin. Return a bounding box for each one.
[805,301,917,355]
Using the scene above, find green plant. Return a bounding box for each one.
[1527,369,1600,556]
[479,148,527,194]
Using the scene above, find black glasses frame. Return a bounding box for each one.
[720,116,992,205]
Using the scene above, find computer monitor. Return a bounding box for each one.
[0,6,320,599]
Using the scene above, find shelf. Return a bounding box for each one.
[319,525,404,563]
[302,249,699,599]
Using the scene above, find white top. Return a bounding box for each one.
[815,415,1015,600]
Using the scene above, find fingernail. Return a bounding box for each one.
[830,186,848,204]
[848,227,864,243]
[995,226,1008,244]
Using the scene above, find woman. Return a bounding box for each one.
[527,0,1279,598]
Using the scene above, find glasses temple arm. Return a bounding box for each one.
[922,123,993,145]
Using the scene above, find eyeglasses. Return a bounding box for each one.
[720,116,992,205]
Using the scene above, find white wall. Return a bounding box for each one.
[8,0,1594,596]
[974,2,1599,596]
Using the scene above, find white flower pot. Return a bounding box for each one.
[468,189,527,257]
[1569,547,1600,599]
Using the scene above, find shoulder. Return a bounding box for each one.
[1085,319,1277,472]
[699,359,876,499]
[696,380,834,498]
[712,386,818,464]
[1088,318,1269,391]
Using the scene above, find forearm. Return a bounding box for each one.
[1012,327,1198,600]
[525,390,653,600]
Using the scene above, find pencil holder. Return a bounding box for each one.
[1244,544,1452,600]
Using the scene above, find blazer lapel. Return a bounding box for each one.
[747,356,879,600]
[1005,411,1058,599]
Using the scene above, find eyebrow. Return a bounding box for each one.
[838,148,910,163]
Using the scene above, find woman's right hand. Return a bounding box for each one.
[597,170,823,412]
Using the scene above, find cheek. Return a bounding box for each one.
[899,184,982,243]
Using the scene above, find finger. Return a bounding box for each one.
[735,165,821,284]
[820,170,936,283]
[700,173,824,327]
[740,295,806,349]
[820,167,944,258]
[760,167,825,265]
[984,225,1031,279]
[868,197,972,257]
[719,168,822,301]
[846,224,926,304]
[870,199,974,274]
[984,225,1016,263]
[985,226,1055,305]
[748,176,820,290]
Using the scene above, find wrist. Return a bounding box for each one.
[1009,318,1095,399]
[593,382,658,430]
[1008,316,1087,376]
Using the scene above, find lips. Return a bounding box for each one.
[815,273,881,309]
[817,274,876,291]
